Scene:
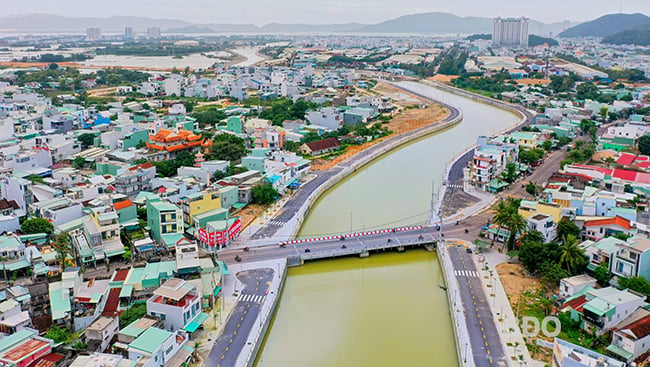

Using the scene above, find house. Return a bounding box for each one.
[509,131,541,148]
[552,337,625,367]
[73,278,111,331]
[145,129,207,161]
[581,236,625,273]
[69,353,136,367]
[85,316,119,353]
[0,329,55,367]
[611,236,650,281]
[469,136,518,190]
[526,213,557,243]
[581,216,632,242]
[117,316,162,344]
[180,191,222,226]
[607,307,650,363]
[146,200,184,244]
[30,197,83,227]
[175,239,200,276]
[300,138,341,156]
[127,327,192,367]
[0,298,31,334]
[114,162,156,197]
[561,287,646,335]
[146,278,207,333]
[559,274,597,300]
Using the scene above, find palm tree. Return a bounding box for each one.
[492,200,511,246]
[559,234,585,274]
[53,232,71,272]
[604,156,615,168]
[505,213,526,252]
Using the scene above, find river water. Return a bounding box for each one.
[254,82,522,367]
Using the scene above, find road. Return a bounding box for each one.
[206,268,274,367]
[448,245,506,367]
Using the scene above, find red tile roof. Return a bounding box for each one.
[622,314,650,340]
[101,287,122,317]
[584,216,631,230]
[562,294,587,313]
[113,269,129,282]
[113,199,133,211]
[304,138,340,153]
[617,153,637,166]
[612,169,638,182]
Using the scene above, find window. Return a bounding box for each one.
[166,345,174,355]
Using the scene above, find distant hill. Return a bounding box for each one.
[559,13,650,38]
[260,23,364,33]
[602,22,650,45]
[359,13,493,34]
[166,26,216,34]
[0,14,191,33]
[528,35,559,47]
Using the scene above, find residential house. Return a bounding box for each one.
[509,131,541,148]
[85,316,119,353]
[607,307,650,363]
[69,353,136,367]
[300,138,341,156]
[146,278,206,332]
[526,213,557,243]
[0,329,55,367]
[561,287,646,335]
[0,298,31,334]
[146,200,184,244]
[559,274,597,300]
[580,216,632,242]
[581,236,624,273]
[127,327,192,367]
[305,107,343,131]
[552,337,625,367]
[114,162,156,197]
[611,236,650,281]
[180,191,222,226]
[29,197,83,227]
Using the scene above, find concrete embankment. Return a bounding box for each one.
[236,259,288,367]
[288,99,463,240]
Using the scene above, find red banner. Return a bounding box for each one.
[199,219,242,247]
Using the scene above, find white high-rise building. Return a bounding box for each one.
[492,17,529,47]
[124,27,134,40]
[85,27,102,42]
[147,27,162,39]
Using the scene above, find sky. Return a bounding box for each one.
[4,0,650,25]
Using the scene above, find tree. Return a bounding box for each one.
[593,262,612,286]
[579,119,596,136]
[53,232,71,271]
[639,135,650,156]
[77,133,96,149]
[73,156,85,169]
[518,148,544,165]
[20,217,53,234]
[119,303,147,328]
[539,262,570,286]
[619,277,650,297]
[525,181,540,196]
[501,162,517,184]
[519,241,561,274]
[505,213,526,251]
[251,182,278,205]
[492,198,525,251]
[576,82,600,100]
[557,218,581,240]
[559,234,586,274]
[542,140,553,151]
[604,156,615,167]
[599,106,609,121]
[207,134,247,162]
[45,326,70,343]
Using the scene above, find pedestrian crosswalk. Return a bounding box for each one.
[447,184,464,190]
[238,293,266,304]
[266,220,285,226]
[454,270,479,277]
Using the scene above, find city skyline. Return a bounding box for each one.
[3,0,650,25]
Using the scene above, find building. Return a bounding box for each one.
[114,162,156,197]
[558,274,597,300]
[611,236,650,281]
[607,308,650,363]
[147,27,161,39]
[146,200,184,244]
[492,17,529,48]
[85,316,119,353]
[526,213,557,243]
[124,27,134,40]
[145,129,206,161]
[561,287,646,335]
[180,191,222,226]
[86,27,102,42]
[69,353,135,367]
[552,337,625,367]
[146,278,206,332]
[0,329,55,367]
[127,327,191,367]
[0,299,31,334]
[300,138,341,156]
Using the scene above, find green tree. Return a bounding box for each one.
[20,217,54,234]
[604,156,615,167]
[77,133,96,149]
[542,140,553,151]
[501,162,517,184]
[599,106,609,121]
[251,182,278,205]
[576,82,600,100]
[579,119,596,136]
[73,156,86,169]
[619,277,650,297]
[208,134,247,161]
[45,326,70,343]
[593,262,612,286]
[119,303,147,328]
[539,262,570,286]
[557,218,581,240]
[525,181,540,196]
[505,213,526,251]
[53,232,71,271]
[638,135,650,156]
[559,234,586,274]
[518,148,544,165]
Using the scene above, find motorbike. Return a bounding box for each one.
[280,243,286,248]
[243,246,250,252]
[305,248,311,253]
[341,244,347,249]
[235,255,242,262]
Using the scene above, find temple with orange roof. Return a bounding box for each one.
[145,129,212,160]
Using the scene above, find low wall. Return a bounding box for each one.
[289,103,463,240]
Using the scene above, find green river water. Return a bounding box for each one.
[254,82,522,367]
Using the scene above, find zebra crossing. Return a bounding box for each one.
[446,184,464,190]
[238,293,266,304]
[454,270,479,278]
[266,219,285,226]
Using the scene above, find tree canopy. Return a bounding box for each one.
[20,217,54,234]
[251,181,279,205]
[206,134,248,162]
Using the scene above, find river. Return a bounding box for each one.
[254,82,522,367]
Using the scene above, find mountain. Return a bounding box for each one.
[559,13,650,38]
[0,14,191,33]
[602,22,650,46]
[358,13,492,34]
[260,23,365,33]
[166,26,217,34]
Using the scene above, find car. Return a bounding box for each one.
[466,248,473,254]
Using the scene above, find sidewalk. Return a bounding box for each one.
[467,245,544,367]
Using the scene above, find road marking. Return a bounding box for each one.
[229,338,232,344]
[225,346,229,352]
[234,330,237,335]
[221,355,225,360]
[237,323,240,328]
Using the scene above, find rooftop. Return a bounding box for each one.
[129,327,171,355]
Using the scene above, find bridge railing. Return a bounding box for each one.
[282,225,423,245]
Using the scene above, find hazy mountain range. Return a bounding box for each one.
[559,13,650,37]
[0,12,577,36]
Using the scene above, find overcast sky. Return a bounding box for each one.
[5,0,650,25]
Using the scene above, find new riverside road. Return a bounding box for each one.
[206,268,274,367]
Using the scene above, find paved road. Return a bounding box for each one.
[447,245,506,367]
[206,268,274,367]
